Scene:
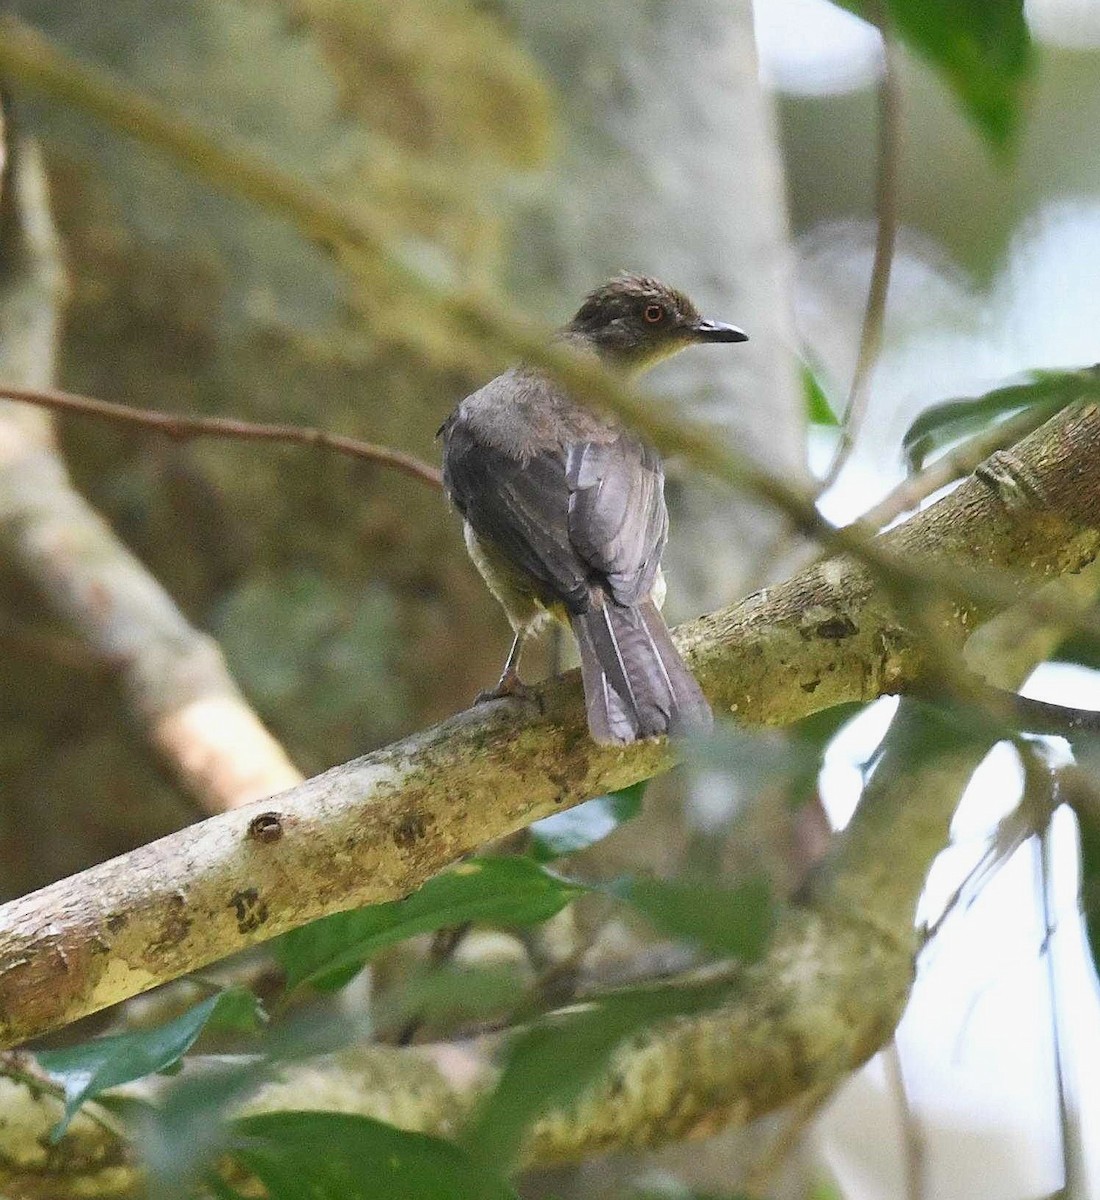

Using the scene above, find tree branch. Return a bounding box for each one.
[2,405,1099,1193]
[855,399,1066,531]
[0,709,1006,1193]
[0,383,443,490]
[0,400,1098,1050]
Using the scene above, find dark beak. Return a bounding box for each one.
[690,318,748,344]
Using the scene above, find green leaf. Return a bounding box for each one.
[791,702,866,750]
[141,1011,365,1196]
[375,962,527,1035]
[277,857,587,993]
[838,0,1030,150]
[688,719,836,810]
[803,364,841,427]
[464,976,731,1171]
[683,707,863,824]
[1050,631,1100,672]
[528,782,646,861]
[616,875,775,963]
[36,987,265,1141]
[225,1111,518,1200]
[902,367,1099,473]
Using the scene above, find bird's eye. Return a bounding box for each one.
[643,304,665,324]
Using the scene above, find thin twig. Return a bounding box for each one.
[919,740,1058,949]
[744,1083,831,1197]
[0,383,443,490]
[854,400,1064,531]
[1036,822,1084,1198]
[818,23,900,491]
[883,1041,924,1200]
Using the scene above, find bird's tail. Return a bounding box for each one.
[571,592,713,745]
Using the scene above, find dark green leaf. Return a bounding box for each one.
[141,1010,366,1196]
[226,1111,518,1200]
[865,699,1000,783]
[199,985,268,1034]
[839,0,1030,150]
[528,782,646,861]
[688,718,841,811]
[683,709,863,823]
[1051,629,1100,672]
[803,364,841,427]
[36,988,265,1141]
[616,875,775,963]
[790,702,866,750]
[902,367,1099,473]
[465,976,730,1170]
[277,857,587,993]
[92,1092,159,1127]
[375,962,527,1034]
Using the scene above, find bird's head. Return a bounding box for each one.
[565,273,747,373]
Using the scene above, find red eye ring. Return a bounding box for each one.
[643,304,664,324]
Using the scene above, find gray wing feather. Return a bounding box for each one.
[566,439,667,606]
[443,416,589,609]
[442,389,667,613]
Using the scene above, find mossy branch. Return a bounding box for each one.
[0,400,1097,1052]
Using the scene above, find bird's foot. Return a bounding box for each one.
[476,670,542,711]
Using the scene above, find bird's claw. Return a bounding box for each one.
[476,671,542,711]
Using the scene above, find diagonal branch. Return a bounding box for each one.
[0,400,1098,1051]
[854,398,1064,531]
[0,703,1035,1195]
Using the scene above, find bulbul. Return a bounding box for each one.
[440,274,747,744]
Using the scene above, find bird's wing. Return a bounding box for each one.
[566,436,667,606]
[442,412,590,610]
[444,403,667,612]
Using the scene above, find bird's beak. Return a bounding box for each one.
[689,318,748,344]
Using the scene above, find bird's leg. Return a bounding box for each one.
[476,633,539,705]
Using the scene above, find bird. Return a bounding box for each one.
[439,273,747,744]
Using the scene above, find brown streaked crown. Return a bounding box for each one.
[565,273,746,370]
